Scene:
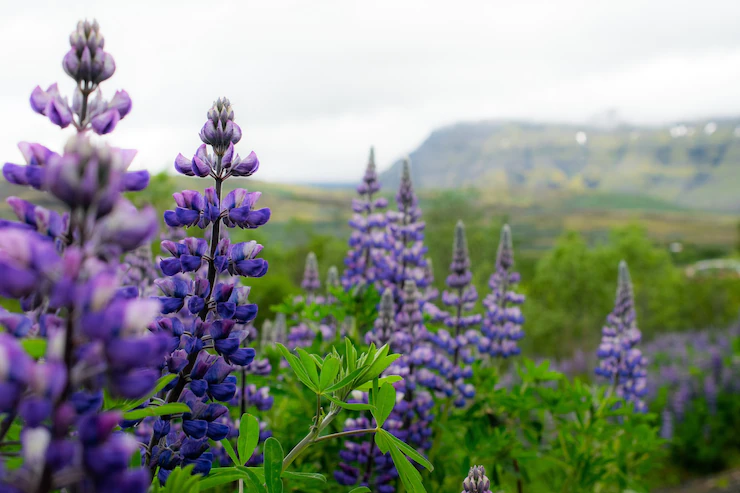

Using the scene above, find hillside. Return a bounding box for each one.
[379,119,740,212]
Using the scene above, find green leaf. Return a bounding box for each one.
[122,402,190,421]
[296,348,320,386]
[276,344,318,392]
[238,413,261,466]
[325,394,376,411]
[263,437,284,493]
[319,356,341,391]
[163,466,201,493]
[377,429,433,472]
[373,383,396,428]
[354,375,403,392]
[281,471,327,483]
[20,338,46,359]
[324,367,365,393]
[349,488,371,493]
[127,374,178,409]
[219,438,239,466]
[198,468,244,490]
[377,432,426,493]
[235,466,267,493]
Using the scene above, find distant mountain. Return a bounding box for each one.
[379,119,740,211]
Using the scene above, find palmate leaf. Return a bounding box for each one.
[376,431,427,493]
[376,429,433,472]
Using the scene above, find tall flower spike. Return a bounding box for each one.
[429,220,482,407]
[462,465,492,493]
[147,98,269,483]
[479,224,525,358]
[365,289,396,347]
[301,252,321,300]
[379,157,430,307]
[1,21,162,493]
[595,261,648,412]
[341,147,391,290]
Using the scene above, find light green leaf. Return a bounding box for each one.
[263,437,284,493]
[238,413,261,466]
[355,375,403,392]
[377,432,426,493]
[324,367,365,393]
[198,467,244,490]
[296,348,320,386]
[377,429,433,471]
[325,394,376,411]
[235,466,267,493]
[349,488,371,493]
[282,471,327,483]
[122,402,190,421]
[276,344,318,392]
[20,338,46,359]
[373,383,396,428]
[319,356,341,391]
[219,438,239,466]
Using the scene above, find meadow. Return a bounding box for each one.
[1,18,739,493]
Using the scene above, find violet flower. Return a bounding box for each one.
[145,97,270,481]
[428,220,482,407]
[462,465,492,493]
[479,225,525,358]
[595,261,648,412]
[0,20,164,493]
[342,147,392,290]
[377,158,432,317]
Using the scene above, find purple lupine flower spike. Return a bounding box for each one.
[147,97,269,483]
[1,20,163,493]
[479,224,525,358]
[342,147,391,290]
[365,289,396,347]
[378,157,430,308]
[301,252,321,299]
[595,261,648,412]
[429,220,482,407]
[462,465,492,493]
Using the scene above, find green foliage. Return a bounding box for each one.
[427,360,665,493]
[527,224,740,357]
[151,466,201,493]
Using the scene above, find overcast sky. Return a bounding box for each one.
[2,0,740,183]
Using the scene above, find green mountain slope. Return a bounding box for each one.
[379,119,740,211]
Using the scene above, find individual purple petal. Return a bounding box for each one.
[91,108,120,134]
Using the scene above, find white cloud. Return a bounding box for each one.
[2,0,740,182]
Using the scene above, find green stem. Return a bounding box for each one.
[314,428,376,444]
[282,407,341,472]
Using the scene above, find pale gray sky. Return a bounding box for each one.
[2,0,740,182]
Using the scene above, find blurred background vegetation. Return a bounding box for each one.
[122,171,740,363]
